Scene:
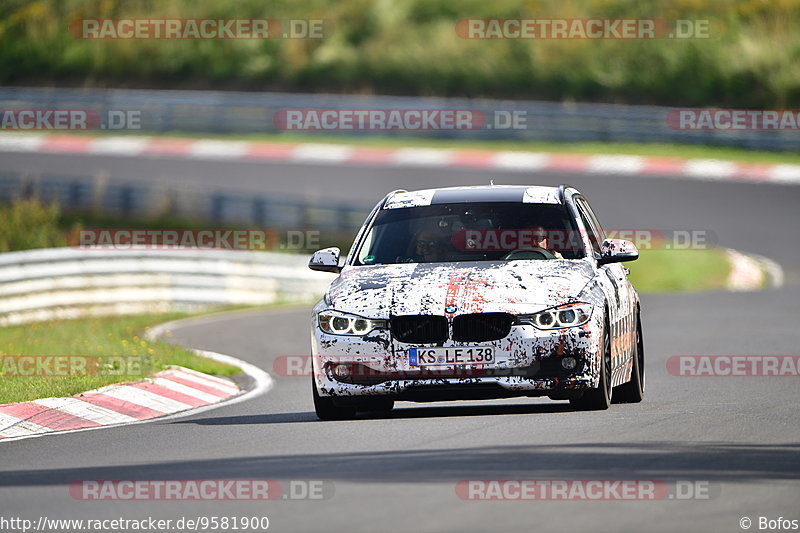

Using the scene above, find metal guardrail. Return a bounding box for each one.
[1,87,796,151]
[0,247,332,326]
[0,172,368,229]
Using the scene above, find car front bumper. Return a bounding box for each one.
[311,315,603,401]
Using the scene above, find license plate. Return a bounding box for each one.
[409,347,494,366]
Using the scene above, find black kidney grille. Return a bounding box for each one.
[391,315,448,344]
[452,313,513,342]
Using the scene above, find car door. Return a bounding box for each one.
[573,196,634,385]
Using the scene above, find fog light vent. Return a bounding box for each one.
[561,357,577,370]
[332,364,353,378]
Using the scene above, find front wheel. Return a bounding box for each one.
[570,321,612,411]
[312,377,356,420]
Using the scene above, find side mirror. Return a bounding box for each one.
[598,239,639,265]
[308,247,342,273]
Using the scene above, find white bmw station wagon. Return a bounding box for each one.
[308,185,644,419]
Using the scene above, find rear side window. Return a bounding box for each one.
[576,197,606,240]
[574,197,603,255]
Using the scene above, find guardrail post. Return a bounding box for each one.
[252,198,267,226]
[336,206,351,232]
[92,172,108,213]
[68,180,83,209]
[119,185,134,216]
[211,194,225,223]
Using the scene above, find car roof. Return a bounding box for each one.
[383,185,578,209]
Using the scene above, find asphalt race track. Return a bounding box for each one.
[2,151,799,533]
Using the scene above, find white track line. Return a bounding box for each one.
[0,412,51,439]
[88,137,149,156]
[0,133,46,152]
[491,151,550,170]
[749,254,786,289]
[683,159,737,180]
[392,148,452,166]
[169,365,242,388]
[148,376,225,403]
[90,385,193,413]
[34,397,139,425]
[292,144,354,162]
[188,140,250,159]
[587,155,645,175]
[162,369,239,395]
[768,164,800,184]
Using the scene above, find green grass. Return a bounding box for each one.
[0,313,241,404]
[627,248,732,294]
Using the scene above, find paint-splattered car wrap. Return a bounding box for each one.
[310,185,640,402]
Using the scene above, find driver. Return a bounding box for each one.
[411,230,444,262]
[521,225,564,259]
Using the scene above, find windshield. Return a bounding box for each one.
[355,202,585,265]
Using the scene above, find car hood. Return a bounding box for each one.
[326,260,596,318]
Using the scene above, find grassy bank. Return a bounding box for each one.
[627,248,732,293]
[0,313,240,404]
[2,0,799,107]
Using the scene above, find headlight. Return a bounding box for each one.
[517,303,592,330]
[318,310,387,336]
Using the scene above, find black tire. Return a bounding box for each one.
[570,319,612,411]
[613,311,644,403]
[312,377,357,420]
[358,398,395,413]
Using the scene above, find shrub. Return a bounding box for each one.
[0,197,69,252]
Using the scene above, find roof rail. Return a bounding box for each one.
[557,184,573,203]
